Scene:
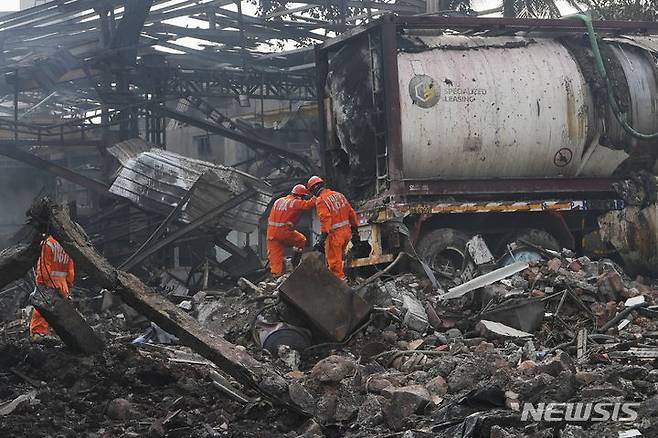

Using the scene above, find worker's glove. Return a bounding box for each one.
[314,232,328,253]
[351,227,361,245]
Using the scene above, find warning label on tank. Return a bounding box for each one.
[409,75,439,108]
[554,148,573,167]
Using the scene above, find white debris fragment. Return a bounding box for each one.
[178,300,193,311]
[466,234,495,265]
[401,293,429,333]
[477,320,533,339]
[442,261,529,300]
[625,295,646,307]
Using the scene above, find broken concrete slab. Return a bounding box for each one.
[476,320,533,340]
[310,355,357,384]
[401,292,429,333]
[598,270,625,301]
[279,252,371,342]
[30,286,105,354]
[425,375,448,397]
[381,384,431,413]
[382,384,431,430]
[580,385,626,398]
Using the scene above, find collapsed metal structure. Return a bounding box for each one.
[3,1,657,275]
[0,0,426,146]
[0,0,424,268]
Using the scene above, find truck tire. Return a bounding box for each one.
[415,228,472,278]
[498,228,560,265]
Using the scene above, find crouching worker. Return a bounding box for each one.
[266,184,315,278]
[30,235,74,342]
[307,176,360,280]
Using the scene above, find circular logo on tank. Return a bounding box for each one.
[409,75,439,108]
[554,148,573,167]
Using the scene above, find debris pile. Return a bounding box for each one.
[2,200,658,437]
[260,248,658,436]
[0,339,294,437]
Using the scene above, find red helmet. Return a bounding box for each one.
[307,175,324,190]
[291,184,309,196]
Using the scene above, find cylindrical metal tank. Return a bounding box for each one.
[396,36,658,179]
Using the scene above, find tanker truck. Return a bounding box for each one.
[315,15,658,277]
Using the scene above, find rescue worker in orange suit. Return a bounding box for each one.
[267,184,315,278]
[307,176,360,280]
[29,235,74,341]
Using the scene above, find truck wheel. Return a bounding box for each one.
[415,228,471,278]
[498,229,560,265]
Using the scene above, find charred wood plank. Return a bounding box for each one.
[30,287,105,354]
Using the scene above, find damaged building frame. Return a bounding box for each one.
[0,0,422,275]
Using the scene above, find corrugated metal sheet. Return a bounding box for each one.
[108,139,272,233]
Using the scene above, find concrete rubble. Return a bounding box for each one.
[1,201,658,437]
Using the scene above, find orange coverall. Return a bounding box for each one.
[316,189,358,279]
[267,195,315,276]
[30,235,74,336]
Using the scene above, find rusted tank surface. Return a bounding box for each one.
[397,36,655,179]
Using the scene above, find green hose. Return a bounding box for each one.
[564,14,658,140]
